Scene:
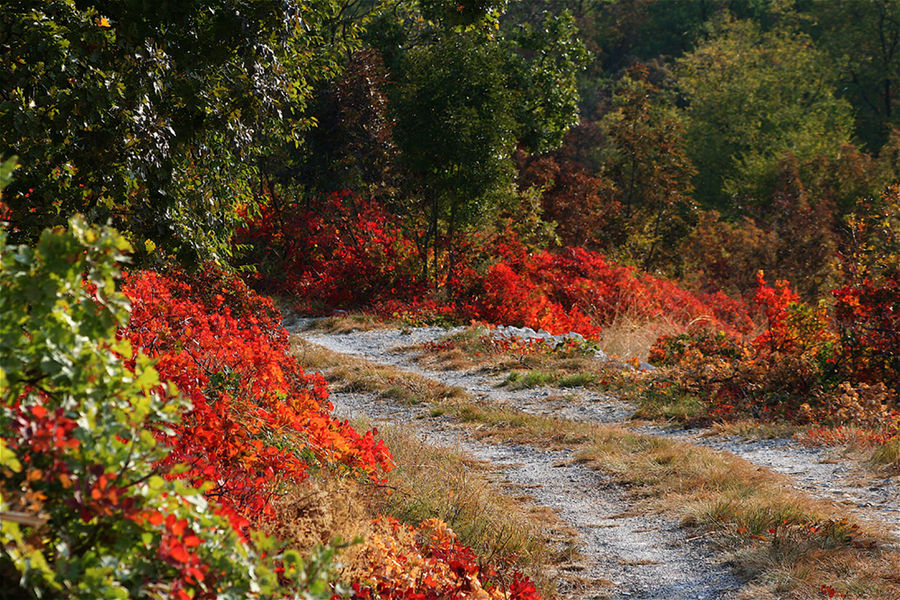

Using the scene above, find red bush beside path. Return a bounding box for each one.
[478,246,754,336]
[240,191,755,338]
[121,266,545,597]
[121,267,393,519]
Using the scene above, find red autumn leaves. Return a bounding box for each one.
[121,268,394,518]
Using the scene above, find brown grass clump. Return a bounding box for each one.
[259,473,374,567]
[261,473,549,597]
[306,313,394,333]
[871,439,900,473]
[711,420,805,440]
[375,425,558,593]
[595,314,684,363]
[260,437,557,596]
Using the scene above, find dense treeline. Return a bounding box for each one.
[513,0,900,298]
[5,1,899,302]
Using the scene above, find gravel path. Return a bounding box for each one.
[292,323,744,599]
[638,426,900,539]
[293,323,900,541]
[290,322,899,597]
[330,390,739,599]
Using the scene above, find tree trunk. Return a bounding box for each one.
[446,200,458,292]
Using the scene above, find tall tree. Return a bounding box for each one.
[0,0,361,263]
[808,0,900,150]
[296,50,399,200]
[381,7,587,284]
[597,67,697,272]
[392,31,518,283]
[676,18,854,212]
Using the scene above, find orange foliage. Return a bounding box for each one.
[121,267,393,518]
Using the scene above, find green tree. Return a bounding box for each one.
[588,0,795,70]
[392,31,518,283]
[297,50,399,200]
[385,9,587,284]
[808,0,900,150]
[508,11,591,154]
[597,67,697,273]
[0,0,360,264]
[676,18,854,211]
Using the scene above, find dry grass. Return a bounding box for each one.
[399,327,900,481]
[290,339,560,593]
[260,472,372,556]
[458,403,900,598]
[595,314,683,362]
[870,440,900,473]
[260,468,558,595]
[292,337,466,405]
[409,326,612,376]
[305,312,395,333]
[711,420,806,440]
[373,424,561,595]
[293,337,900,599]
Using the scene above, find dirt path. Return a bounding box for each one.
[640,426,900,540]
[290,323,899,598]
[294,324,747,599]
[331,389,740,599]
[294,324,900,539]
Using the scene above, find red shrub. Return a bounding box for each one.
[647,272,899,430]
[833,270,900,389]
[240,190,423,311]
[240,192,753,339]
[348,518,541,600]
[749,271,836,360]
[122,269,393,518]
[474,246,753,337]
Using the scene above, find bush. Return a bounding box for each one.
[121,267,394,520]
[647,272,899,434]
[241,191,754,340]
[239,191,423,311]
[473,246,753,337]
[345,518,540,600]
[0,217,341,599]
[833,271,900,390]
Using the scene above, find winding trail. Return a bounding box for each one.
[289,322,899,599]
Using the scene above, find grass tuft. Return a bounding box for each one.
[373,425,558,595]
[502,370,598,390]
[306,313,392,333]
[870,439,900,473]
